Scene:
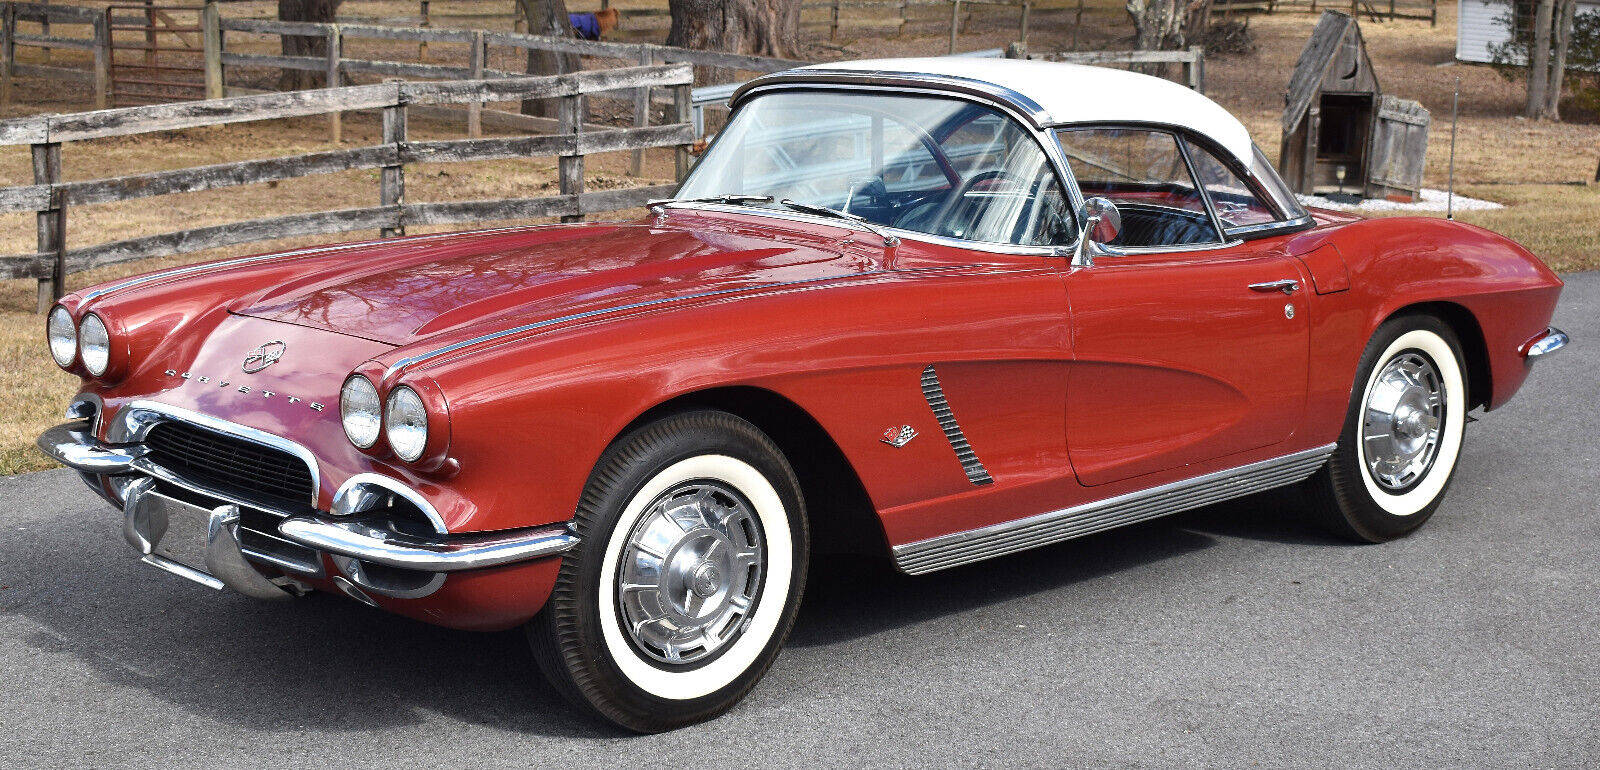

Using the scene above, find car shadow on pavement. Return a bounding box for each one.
[791,486,1347,649]
[4,473,1344,739]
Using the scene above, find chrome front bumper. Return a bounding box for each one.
[38,418,579,592]
[1524,326,1570,361]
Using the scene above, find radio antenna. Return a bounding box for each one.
[1447,77,1459,221]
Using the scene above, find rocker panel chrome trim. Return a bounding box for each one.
[893,443,1336,574]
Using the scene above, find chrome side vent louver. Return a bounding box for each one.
[920,365,993,486]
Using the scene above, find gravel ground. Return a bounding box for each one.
[0,274,1594,769]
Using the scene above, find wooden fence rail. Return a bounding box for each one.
[1046,46,1207,93]
[2,2,803,114]
[0,64,695,311]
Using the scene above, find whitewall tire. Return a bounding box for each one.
[1304,314,1470,542]
[529,410,808,732]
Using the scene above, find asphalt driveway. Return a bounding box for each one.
[2,273,1595,769]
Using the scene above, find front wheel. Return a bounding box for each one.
[1303,314,1469,542]
[528,411,808,732]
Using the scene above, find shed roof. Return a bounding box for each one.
[1283,11,1379,135]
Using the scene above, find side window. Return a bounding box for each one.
[1057,127,1220,248]
[1181,138,1279,230]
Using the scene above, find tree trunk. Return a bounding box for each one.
[1543,0,1579,119]
[1126,0,1186,52]
[519,0,579,118]
[667,0,800,59]
[278,0,341,90]
[1526,0,1555,118]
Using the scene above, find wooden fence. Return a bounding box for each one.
[0,2,109,108]
[1227,0,1437,25]
[0,64,695,311]
[1046,47,1207,93]
[0,2,804,112]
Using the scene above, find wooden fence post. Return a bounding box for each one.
[1,3,15,108]
[418,0,430,61]
[830,0,840,41]
[559,89,583,223]
[897,0,908,36]
[467,30,484,138]
[143,0,156,66]
[673,83,691,182]
[948,0,960,54]
[34,142,63,312]
[326,24,341,143]
[1187,45,1204,93]
[630,49,651,176]
[1019,0,1030,46]
[381,99,406,237]
[202,0,222,99]
[93,11,109,108]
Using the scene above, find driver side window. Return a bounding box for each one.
[1056,127,1221,248]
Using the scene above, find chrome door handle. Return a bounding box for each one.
[1249,279,1300,295]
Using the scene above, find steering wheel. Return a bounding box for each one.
[932,169,1031,240]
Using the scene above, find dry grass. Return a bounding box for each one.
[2,1,1596,475]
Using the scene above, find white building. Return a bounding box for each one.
[1458,0,1600,64]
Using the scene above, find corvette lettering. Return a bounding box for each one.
[163,369,325,411]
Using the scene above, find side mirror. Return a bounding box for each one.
[1074,197,1122,267]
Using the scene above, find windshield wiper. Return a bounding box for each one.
[647,194,774,208]
[776,199,900,247]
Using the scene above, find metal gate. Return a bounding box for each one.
[106,2,206,106]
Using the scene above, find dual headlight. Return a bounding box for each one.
[47,306,112,377]
[340,374,431,462]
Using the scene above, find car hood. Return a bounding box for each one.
[232,217,869,346]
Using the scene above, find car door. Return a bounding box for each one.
[1058,127,1310,487]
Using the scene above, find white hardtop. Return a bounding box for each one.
[788,57,1258,167]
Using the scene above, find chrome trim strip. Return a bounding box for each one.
[1525,326,1569,361]
[36,420,145,474]
[384,270,894,379]
[332,472,449,534]
[277,517,578,572]
[893,443,1337,575]
[1225,214,1316,240]
[920,365,993,485]
[732,71,1054,128]
[109,400,322,506]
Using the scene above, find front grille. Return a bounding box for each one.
[144,421,315,508]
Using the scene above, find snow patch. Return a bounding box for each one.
[1296,188,1504,212]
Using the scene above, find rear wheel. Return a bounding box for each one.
[1304,314,1468,542]
[528,410,808,732]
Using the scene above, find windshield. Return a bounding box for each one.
[676,91,1075,248]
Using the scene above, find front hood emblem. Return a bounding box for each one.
[241,341,287,373]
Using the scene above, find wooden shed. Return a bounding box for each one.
[1279,11,1429,201]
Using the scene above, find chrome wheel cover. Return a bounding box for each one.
[616,481,765,665]
[1361,351,1446,491]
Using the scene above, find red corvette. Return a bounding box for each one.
[38,59,1567,731]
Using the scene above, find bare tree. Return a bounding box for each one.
[1125,0,1209,51]
[518,0,580,117]
[278,0,342,90]
[667,0,801,58]
[1525,0,1580,119]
